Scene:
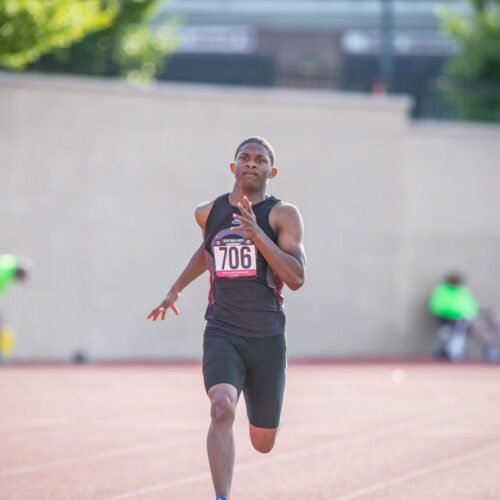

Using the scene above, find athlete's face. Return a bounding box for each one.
[230,143,277,190]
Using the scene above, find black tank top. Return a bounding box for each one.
[203,193,285,337]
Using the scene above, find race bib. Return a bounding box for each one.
[213,232,257,278]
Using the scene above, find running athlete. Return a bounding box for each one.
[147,136,306,500]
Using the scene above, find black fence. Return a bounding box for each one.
[158,53,499,122]
[420,78,500,122]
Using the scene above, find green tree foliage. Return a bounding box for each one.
[29,0,177,82]
[0,0,118,69]
[1,0,177,82]
[438,0,500,122]
[107,0,177,82]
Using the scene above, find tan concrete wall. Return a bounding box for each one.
[399,122,500,353]
[1,73,499,360]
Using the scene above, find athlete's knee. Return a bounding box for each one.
[210,392,236,425]
[252,439,275,454]
[249,425,279,454]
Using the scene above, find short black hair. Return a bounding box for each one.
[234,136,275,166]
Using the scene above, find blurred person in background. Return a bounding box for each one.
[471,309,500,362]
[428,272,479,362]
[0,254,29,362]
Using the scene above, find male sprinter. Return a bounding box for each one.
[147,136,306,499]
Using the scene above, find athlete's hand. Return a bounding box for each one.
[147,290,180,320]
[232,196,262,240]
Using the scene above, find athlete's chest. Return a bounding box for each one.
[211,228,257,278]
[208,206,275,279]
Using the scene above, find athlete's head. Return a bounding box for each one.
[234,136,275,166]
[230,136,278,191]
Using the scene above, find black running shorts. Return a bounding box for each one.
[202,326,287,429]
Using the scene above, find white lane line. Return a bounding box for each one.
[106,471,214,499]
[105,411,453,500]
[0,433,205,478]
[0,410,188,438]
[334,440,500,499]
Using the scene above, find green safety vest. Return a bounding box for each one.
[428,282,479,320]
[0,255,19,295]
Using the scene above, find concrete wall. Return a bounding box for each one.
[400,123,500,354]
[1,72,499,360]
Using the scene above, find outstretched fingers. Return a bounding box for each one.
[242,196,253,213]
[147,303,179,320]
[147,308,162,320]
[234,201,253,222]
[238,198,253,217]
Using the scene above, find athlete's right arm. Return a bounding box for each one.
[147,201,213,321]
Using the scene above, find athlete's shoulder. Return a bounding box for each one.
[271,200,303,219]
[194,200,215,229]
[269,200,304,231]
[195,199,214,212]
[273,199,300,211]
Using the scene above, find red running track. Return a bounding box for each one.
[1,363,499,499]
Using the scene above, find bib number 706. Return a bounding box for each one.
[214,244,257,277]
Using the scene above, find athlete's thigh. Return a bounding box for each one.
[202,327,246,395]
[243,334,287,428]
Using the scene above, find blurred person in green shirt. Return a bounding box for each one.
[0,255,28,294]
[428,272,479,362]
[0,255,29,362]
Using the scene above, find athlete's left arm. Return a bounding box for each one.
[234,197,306,290]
